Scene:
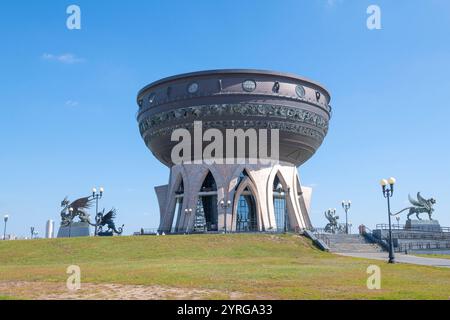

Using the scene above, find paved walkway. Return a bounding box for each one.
[335,252,450,268]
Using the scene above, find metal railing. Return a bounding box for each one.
[315,233,330,247]
[395,232,450,240]
[360,225,389,251]
[135,228,159,235]
[370,224,450,253]
[135,227,303,236]
[311,227,328,234]
[310,228,331,246]
[396,242,450,253]
[375,224,450,233]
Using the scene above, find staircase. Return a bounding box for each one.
[325,234,385,253]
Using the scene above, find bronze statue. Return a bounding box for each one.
[60,196,93,226]
[391,192,436,220]
[324,210,344,234]
[95,208,124,236]
[60,196,124,236]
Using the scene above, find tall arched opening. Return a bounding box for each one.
[273,174,290,232]
[234,170,258,232]
[194,171,218,232]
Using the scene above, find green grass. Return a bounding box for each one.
[0,234,449,299]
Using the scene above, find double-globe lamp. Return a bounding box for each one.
[380,177,396,264]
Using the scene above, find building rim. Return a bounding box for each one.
[137,68,331,103]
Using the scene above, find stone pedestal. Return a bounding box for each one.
[405,220,441,232]
[57,222,91,238]
[373,219,449,254]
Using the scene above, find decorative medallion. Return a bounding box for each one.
[242,80,257,92]
[295,85,305,98]
[188,82,199,94]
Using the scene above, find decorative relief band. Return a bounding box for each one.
[139,103,328,135]
[143,119,325,143]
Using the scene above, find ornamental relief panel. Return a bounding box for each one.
[143,120,325,143]
[139,103,328,135]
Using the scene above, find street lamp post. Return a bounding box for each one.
[184,208,193,234]
[380,177,396,264]
[220,199,232,233]
[342,200,351,234]
[68,207,74,238]
[3,215,9,240]
[92,187,104,236]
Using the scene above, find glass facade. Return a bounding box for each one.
[196,171,218,231]
[236,192,257,232]
[194,195,218,231]
[273,175,290,232]
[273,196,287,232]
[235,171,257,232]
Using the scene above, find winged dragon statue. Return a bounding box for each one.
[391,192,436,221]
[324,210,345,234]
[95,208,124,236]
[60,196,94,227]
[60,196,124,235]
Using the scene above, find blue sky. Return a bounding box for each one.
[1,0,449,237]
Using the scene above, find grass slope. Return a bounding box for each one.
[0,234,449,299]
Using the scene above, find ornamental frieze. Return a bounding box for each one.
[143,120,325,144]
[138,103,328,135]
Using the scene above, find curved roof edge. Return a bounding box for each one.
[137,69,331,102]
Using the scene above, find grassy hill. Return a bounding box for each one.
[0,234,449,299]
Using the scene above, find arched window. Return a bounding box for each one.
[235,170,258,232]
[236,187,257,232]
[273,175,290,232]
[195,171,218,232]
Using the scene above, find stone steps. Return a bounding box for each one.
[325,234,385,253]
[329,245,384,253]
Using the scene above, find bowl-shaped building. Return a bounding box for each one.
[137,69,331,233]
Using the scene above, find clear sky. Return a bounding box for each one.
[1,0,449,237]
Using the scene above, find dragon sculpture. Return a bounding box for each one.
[60,196,94,226]
[60,197,124,236]
[95,208,124,236]
[391,192,436,221]
[324,210,344,234]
